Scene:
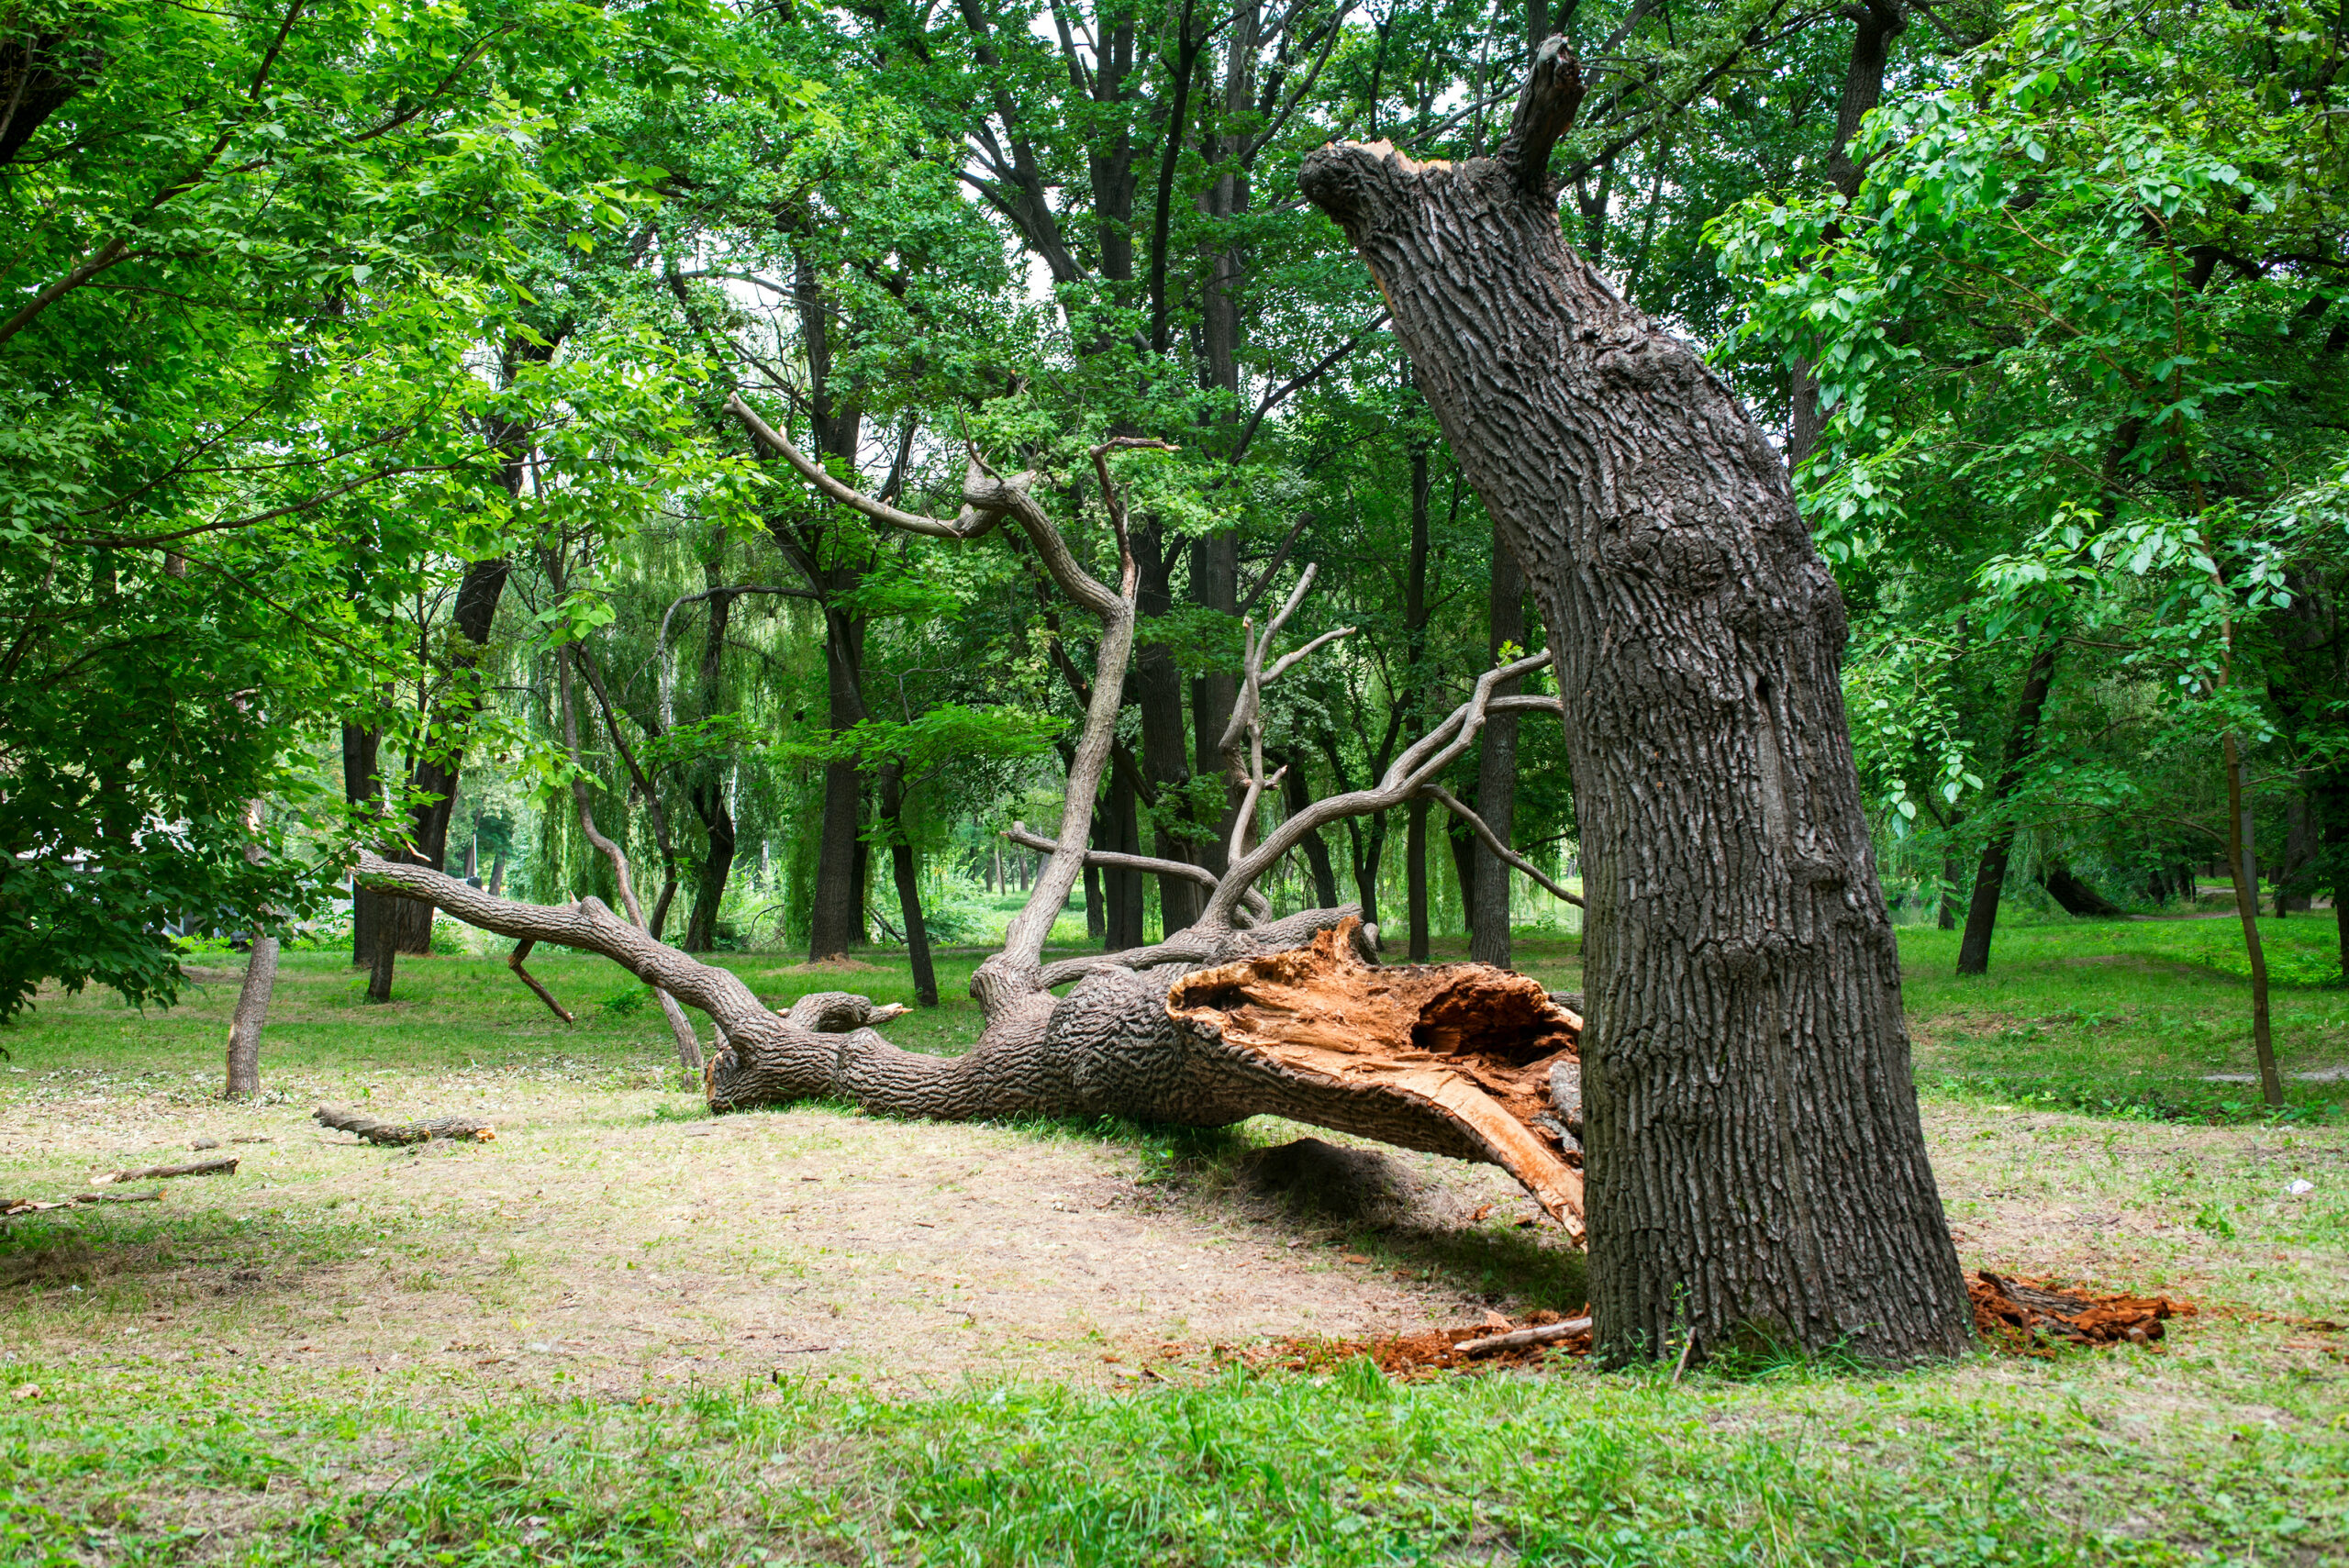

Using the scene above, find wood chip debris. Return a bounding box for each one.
[1252,1309,1592,1381]
[1969,1270,2193,1351]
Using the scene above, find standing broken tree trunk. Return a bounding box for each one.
[227,800,278,1098]
[1299,41,1971,1363]
[225,937,277,1099]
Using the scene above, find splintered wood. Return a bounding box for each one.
[1167,918,1586,1243]
[1258,1309,1594,1382]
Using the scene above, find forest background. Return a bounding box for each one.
[4,0,2346,1042]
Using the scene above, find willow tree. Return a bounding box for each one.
[1296,42,1972,1363]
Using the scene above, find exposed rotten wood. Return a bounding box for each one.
[1167,919,1586,1241]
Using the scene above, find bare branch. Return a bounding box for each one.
[506,938,573,1023]
[1202,650,1553,928]
[1419,784,1583,906]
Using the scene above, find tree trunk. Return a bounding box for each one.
[225,937,278,1098]
[1448,817,1478,937]
[1787,0,1908,473]
[1472,527,1527,966]
[1955,638,2061,975]
[683,780,736,952]
[1283,754,1341,909]
[1192,530,1241,878]
[1406,795,1432,961]
[810,606,867,960]
[1299,49,1971,1363]
[366,930,396,1004]
[2224,734,2285,1106]
[1134,528,1204,932]
[1403,433,1434,962]
[879,761,938,1007]
[1105,764,1146,950]
[342,721,385,968]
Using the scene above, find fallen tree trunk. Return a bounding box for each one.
[356,855,1589,1237]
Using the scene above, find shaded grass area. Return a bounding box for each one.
[1901,916,2349,1122]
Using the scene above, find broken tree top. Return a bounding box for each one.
[1169,918,1586,1241]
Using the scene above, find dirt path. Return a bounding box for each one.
[0,1065,1578,1399]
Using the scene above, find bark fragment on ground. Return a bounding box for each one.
[315,1105,496,1146]
[1169,920,1586,1241]
[1969,1270,2195,1351]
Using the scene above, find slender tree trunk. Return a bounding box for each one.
[1955,638,2061,975]
[1938,844,1962,929]
[683,783,736,952]
[1192,530,1241,877]
[1404,435,1433,962]
[1787,0,1908,472]
[2224,734,2285,1106]
[1282,755,1341,909]
[1135,528,1204,931]
[1406,796,1432,961]
[342,721,383,968]
[1472,528,1526,966]
[1106,765,1146,949]
[1300,53,1971,1362]
[811,606,867,959]
[225,937,278,1097]
[879,761,938,1007]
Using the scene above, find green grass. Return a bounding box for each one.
[1900,915,2349,1123]
[6,1344,2341,1566]
[2,910,2346,1564]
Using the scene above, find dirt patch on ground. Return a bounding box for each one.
[0,1067,1580,1400]
[3,1077,2340,1404]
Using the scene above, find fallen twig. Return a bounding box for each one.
[3,1190,167,1217]
[315,1105,495,1146]
[92,1157,237,1184]
[1457,1317,1593,1357]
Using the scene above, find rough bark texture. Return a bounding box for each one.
[1298,43,1971,1362]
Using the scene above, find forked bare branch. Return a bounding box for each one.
[1419,784,1584,907]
